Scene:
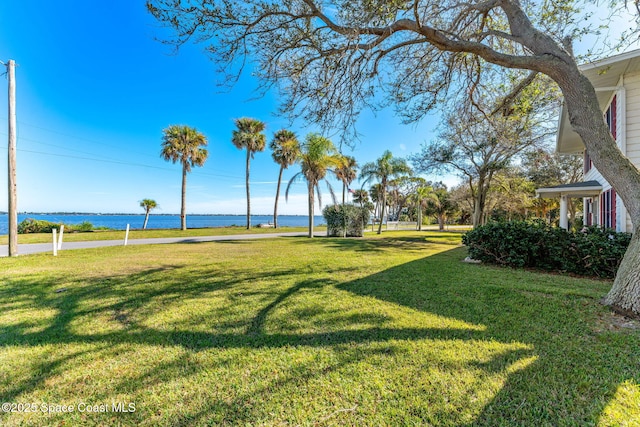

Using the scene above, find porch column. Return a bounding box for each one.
[559,195,568,230]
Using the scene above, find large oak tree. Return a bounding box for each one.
[147,0,640,315]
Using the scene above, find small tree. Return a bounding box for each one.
[425,185,458,231]
[360,151,412,234]
[286,133,342,238]
[139,199,158,230]
[412,185,436,231]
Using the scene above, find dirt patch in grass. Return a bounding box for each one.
[594,310,640,333]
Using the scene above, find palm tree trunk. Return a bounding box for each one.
[246,150,251,229]
[342,183,347,238]
[417,202,422,231]
[143,210,150,230]
[308,181,315,238]
[273,166,284,229]
[342,183,346,205]
[181,165,187,231]
[377,182,386,235]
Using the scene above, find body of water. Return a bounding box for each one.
[0,214,325,235]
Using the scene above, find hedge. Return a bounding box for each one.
[462,220,631,279]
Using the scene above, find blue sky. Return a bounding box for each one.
[0,1,443,215]
[0,3,635,215]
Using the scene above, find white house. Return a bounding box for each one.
[536,49,640,232]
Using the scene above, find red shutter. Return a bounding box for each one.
[600,193,605,227]
[612,188,617,230]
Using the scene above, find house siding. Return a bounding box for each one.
[626,71,640,173]
[624,71,640,232]
[582,87,630,232]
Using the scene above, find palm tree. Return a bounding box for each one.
[333,155,358,237]
[286,133,341,238]
[139,199,158,230]
[160,125,208,231]
[352,189,369,208]
[334,155,358,205]
[232,117,267,229]
[270,129,300,228]
[369,183,384,222]
[413,186,436,231]
[360,150,412,234]
[426,186,457,231]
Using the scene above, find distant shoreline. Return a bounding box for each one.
[0,213,324,234]
[2,212,308,217]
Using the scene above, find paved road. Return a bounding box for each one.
[0,232,321,257]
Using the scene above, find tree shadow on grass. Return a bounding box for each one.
[1,245,638,425]
[291,234,460,254]
[337,247,640,425]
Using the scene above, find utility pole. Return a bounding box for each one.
[6,60,17,256]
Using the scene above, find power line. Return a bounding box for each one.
[0,118,243,177]
[0,132,132,163]
[9,119,164,160]
[0,144,246,181]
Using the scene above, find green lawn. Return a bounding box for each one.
[0,231,638,426]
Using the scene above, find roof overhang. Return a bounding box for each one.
[536,180,603,198]
[557,49,640,154]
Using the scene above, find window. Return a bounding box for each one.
[587,96,617,175]
[584,150,592,174]
[600,189,616,229]
[605,95,617,140]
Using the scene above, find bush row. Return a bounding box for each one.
[322,204,370,237]
[462,220,631,279]
[17,218,104,234]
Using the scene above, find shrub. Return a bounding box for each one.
[323,204,370,237]
[72,221,94,232]
[463,220,631,279]
[17,218,61,234]
[17,219,103,234]
[565,227,632,278]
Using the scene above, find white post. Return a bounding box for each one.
[124,224,130,246]
[52,229,57,256]
[559,195,569,230]
[57,224,64,250]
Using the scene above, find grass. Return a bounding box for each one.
[0,231,638,426]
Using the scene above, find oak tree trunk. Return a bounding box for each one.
[604,228,640,315]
